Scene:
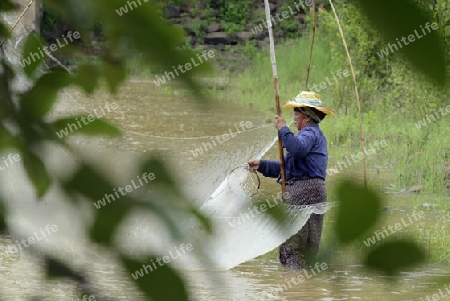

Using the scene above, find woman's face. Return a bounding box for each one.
[294,110,309,131]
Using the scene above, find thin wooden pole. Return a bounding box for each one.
[305,0,316,90]
[264,0,286,195]
[0,0,36,48]
[35,0,41,37]
[328,0,367,187]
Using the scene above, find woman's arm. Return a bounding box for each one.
[257,160,281,178]
[278,126,315,158]
[247,159,280,178]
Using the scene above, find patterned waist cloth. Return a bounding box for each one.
[282,177,327,206]
[277,175,324,185]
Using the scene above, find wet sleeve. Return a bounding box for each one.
[257,160,280,178]
[278,126,315,158]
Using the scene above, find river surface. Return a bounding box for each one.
[0,81,449,301]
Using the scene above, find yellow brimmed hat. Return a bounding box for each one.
[282,91,335,116]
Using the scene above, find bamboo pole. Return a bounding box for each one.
[305,0,316,89]
[264,0,286,195]
[0,0,36,48]
[328,0,367,187]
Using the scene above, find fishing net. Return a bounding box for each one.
[119,156,334,271]
[188,163,333,270]
[226,164,260,198]
[204,164,260,204]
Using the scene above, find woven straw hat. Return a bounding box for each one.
[282,91,335,116]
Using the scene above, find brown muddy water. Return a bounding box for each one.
[0,81,449,301]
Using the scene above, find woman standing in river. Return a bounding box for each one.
[247,91,334,270]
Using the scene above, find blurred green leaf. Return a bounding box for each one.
[23,151,52,198]
[0,201,7,232]
[0,62,15,107]
[335,180,381,244]
[20,70,71,118]
[350,0,447,85]
[21,34,44,78]
[122,256,190,301]
[189,207,213,234]
[0,0,17,11]
[90,197,131,245]
[45,257,85,282]
[65,165,131,245]
[0,24,11,41]
[74,65,99,95]
[52,116,121,138]
[102,59,126,94]
[135,192,184,243]
[364,239,425,276]
[137,158,209,235]
[0,126,18,150]
[140,158,174,187]
[66,165,114,201]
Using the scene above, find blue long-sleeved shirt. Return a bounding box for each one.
[257,123,328,181]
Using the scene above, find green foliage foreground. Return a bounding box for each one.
[0,0,449,300]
